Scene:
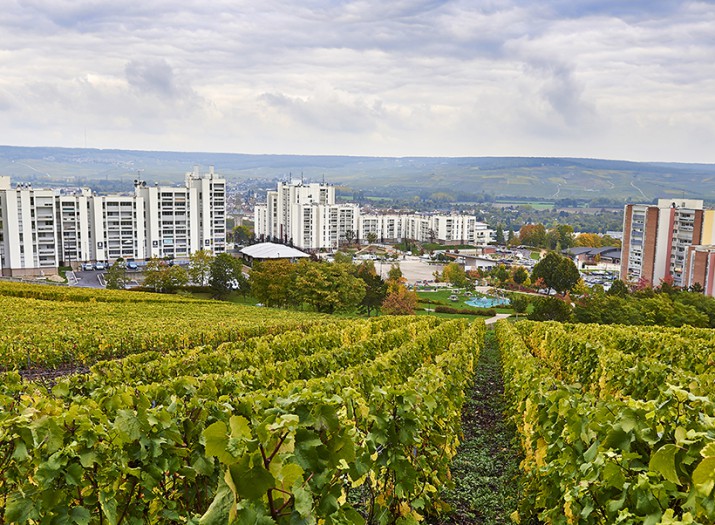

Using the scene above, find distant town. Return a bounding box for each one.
[3,164,715,297]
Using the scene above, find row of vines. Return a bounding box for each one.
[0,281,323,371]
[497,320,715,525]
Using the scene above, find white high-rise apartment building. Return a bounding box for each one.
[0,167,226,277]
[254,180,495,250]
[91,194,147,263]
[186,167,226,254]
[0,176,60,276]
[254,180,359,250]
[57,189,93,266]
[360,214,493,245]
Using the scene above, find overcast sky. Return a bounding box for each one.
[2,1,714,162]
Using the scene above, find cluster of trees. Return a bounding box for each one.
[249,259,416,315]
[436,252,581,299]
[483,203,624,235]
[107,250,246,298]
[525,279,715,328]
[492,223,620,250]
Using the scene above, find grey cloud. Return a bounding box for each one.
[16,0,173,29]
[126,58,179,98]
[536,0,683,21]
[0,0,714,161]
[529,60,598,130]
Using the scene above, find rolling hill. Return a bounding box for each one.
[2,145,714,202]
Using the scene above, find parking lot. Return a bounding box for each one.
[67,269,106,288]
[371,256,446,285]
[68,268,141,289]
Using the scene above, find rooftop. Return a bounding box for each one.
[239,242,310,260]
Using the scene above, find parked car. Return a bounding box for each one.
[82,263,94,271]
[126,261,138,270]
[94,262,106,271]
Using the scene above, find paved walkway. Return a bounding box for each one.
[484,313,511,325]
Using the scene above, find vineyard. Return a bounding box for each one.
[0,282,484,524]
[497,320,715,524]
[4,277,715,524]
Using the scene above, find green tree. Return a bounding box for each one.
[366,231,378,245]
[165,265,189,292]
[232,224,252,244]
[545,229,561,250]
[295,261,366,313]
[689,282,705,293]
[387,264,404,284]
[601,234,621,248]
[442,262,467,288]
[495,224,505,245]
[333,252,353,264]
[528,296,573,322]
[607,279,629,297]
[355,261,387,317]
[344,230,355,246]
[675,291,715,327]
[531,252,580,295]
[492,264,510,285]
[512,266,529,285]
[249,260,299,307]
[233,272,251,298]
[209,253,243,299]
[143,257,168,292]
[105,258,128,290]
[544,225,575,250]
[510,293,529,319]
[189,249,214,286]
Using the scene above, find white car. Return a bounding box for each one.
[94,262,106,271]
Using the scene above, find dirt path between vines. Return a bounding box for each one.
[429,329,522,524]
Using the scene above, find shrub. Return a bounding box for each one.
[434,305,496,316]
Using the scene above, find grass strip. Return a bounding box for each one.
[429,330,522,524]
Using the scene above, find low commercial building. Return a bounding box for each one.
[239,242,310,266]
[564,246,621,271]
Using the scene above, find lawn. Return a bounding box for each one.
[417,289,513,314]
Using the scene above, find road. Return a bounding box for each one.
[70,270,107,288]
[630,179,648,200]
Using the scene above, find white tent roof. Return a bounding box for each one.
[239,242,310,260]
